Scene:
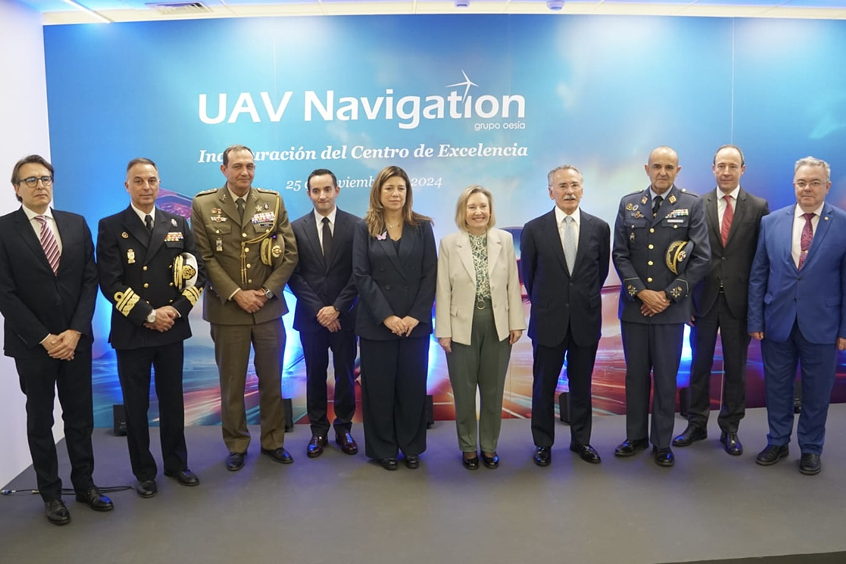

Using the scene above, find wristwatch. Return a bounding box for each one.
[146,310,156,323]
[263,287,274,300]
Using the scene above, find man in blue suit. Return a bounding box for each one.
[748,156,846,476]
[289,169,360,458]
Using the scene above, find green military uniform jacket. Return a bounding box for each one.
[191,186,298,325]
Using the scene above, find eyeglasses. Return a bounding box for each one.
[794,180,825,189]
[18,176,53,188]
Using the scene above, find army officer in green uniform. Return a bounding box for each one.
[191,145,298,471]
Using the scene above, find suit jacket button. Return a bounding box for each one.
[143,283,150,288]
[647,277,653,283]
[142,265,148,271]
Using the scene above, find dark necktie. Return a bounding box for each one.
[34,215,60,274]
[721,195,734,247]
[322,216,333,263]
[144,214,153,233]
[799,212,815,269]
[652,195,663,217]
[236,198,245,221]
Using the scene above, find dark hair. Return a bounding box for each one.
[11,155,54,202]
[713,145,745,167]
[222,145,253,166]
[11,154,53,185]
[126,157,158,172]
[306,168,338,189]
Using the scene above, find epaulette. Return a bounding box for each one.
[625,189,644,196]
[255,187,280,195]
[677,188,699,198]
[195,188,218,196]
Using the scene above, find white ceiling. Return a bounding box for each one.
[20,0,846,24]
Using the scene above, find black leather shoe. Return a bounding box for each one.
[164,469,200,486]
[380,457,398,471]
[404,455,420,469]
[336,432,359,455]
[653,446,675,467]
[262,447,294,464]
[45,499,70,525]
[720,431,743,456]
[570,443,601,464]
[481,452,500,469]
[614,438,649,457]
[755,444,789,466]
[307,435,328,458]
[533,446,551,467]
[799,453,821,475]
[462,453,479,470]
[75,486,114,511]
[135,479,158,498]
[226,452,246,471]
[672,425,707,447]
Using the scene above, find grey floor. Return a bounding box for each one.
[3,406,846,564]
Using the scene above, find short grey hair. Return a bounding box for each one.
[794,156,830,182]
[547,165,583,186]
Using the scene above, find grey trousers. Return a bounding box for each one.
[446,303,512,453]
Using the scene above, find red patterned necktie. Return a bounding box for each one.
[720,194,734,247]
[798,212,815,269]
[34,215,60,274]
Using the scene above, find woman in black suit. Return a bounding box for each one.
[353,166,436,470]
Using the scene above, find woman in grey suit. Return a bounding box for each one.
[353,166,436,471]
[435,186,525,470]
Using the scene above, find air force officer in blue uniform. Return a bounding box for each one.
[748,156,846,476]
[612,146,710,467]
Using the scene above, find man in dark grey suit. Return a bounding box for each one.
[289,169,360,458]
[0,155,113,525]
[522,165,610,466]
[673,145,768,456]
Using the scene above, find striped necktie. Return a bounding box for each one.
[34,215,60,274]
